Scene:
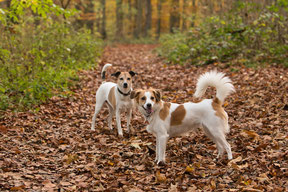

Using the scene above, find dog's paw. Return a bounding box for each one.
[118,132,123,137]
[91,127,95,131]
[156,160,166,165]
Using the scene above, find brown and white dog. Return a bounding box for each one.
[91,64,137,136]
[131,71,235,164]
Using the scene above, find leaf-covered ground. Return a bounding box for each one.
[0,44,287,191]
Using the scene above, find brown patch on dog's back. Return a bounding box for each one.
[108,86,116,109]
[159,102,171,121]
[170,105,186,126]
[212,98,226,120]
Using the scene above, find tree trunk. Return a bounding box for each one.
[101,0,106,39]
[144,0,152,37]
[6,0,12,7]
[181,0,188,31]
[116,0,123,39]
[170,0,180,33]
[86,0,95,33]
[135,0,142,38]
[208,0,214,15]
[59,0,72,9]
[190,0,196,27]
[127,0,132,36]
[156,0,162,39]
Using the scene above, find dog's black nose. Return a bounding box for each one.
[147,103,152,108]
[123,83,128,88]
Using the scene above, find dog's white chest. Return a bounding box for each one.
[119,100,132,110]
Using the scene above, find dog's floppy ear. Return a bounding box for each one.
[111,71,121,78]
[130,90,141,99]
[129,71,137,77]
[153,89,162,102]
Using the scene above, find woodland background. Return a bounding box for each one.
[0,0,287,191]
[0,0,287,110]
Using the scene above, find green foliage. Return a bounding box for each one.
[157,1,288,67]
[0,0,76,24]
[0,1,103,111]
[157,33,189,65]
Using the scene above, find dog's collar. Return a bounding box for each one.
[117,88,131,96]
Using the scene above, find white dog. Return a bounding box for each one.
[91,64,137,136]
[131,71,235,164]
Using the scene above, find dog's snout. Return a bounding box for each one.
[123,83,128,88]
[147,103,152,108]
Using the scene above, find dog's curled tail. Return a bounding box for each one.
[194,71,235,103]
[101,63,112,81]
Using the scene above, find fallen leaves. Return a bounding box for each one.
[10,185,25,191]
[63,154,78,165]
[0,44,287,191]
[241,130,260,139]
[185,165,194,173]
[42,180,56,191]
[156,170,167,183]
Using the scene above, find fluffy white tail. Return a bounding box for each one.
[194,71,235,103]
[101,63,112,81]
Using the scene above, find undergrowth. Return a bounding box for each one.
[157,1,288,67]
[0,18,103,111]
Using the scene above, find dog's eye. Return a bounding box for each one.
[141,97,146,101]
[151,97,154,100]
[127,78,131,81]
[120,78,124,80]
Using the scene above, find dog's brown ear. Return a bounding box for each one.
[153,89,162,102]
[130,90,141,99]
[111,71,121,78]
[129,71,137,77]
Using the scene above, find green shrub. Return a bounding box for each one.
[157,1,288,67]
[0,20,103,111]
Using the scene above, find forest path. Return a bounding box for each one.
[0,44,287,191]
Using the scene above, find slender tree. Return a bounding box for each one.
[86,0,95,33]
[181,0,188,31]
[101,0,106,39]
[59,0,72,9]
[134,0,142,38]
[156,0,162,39]
[116,0,123,39]
[144,0,152,37]
[170,0,180,33]
[191,0,196,27]
[6,0,12,7]
[127,0,132,36]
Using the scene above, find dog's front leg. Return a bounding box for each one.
[156,134,168,164]
[155,136,159,162]
[126,108,132,133]
[115,108,123,137]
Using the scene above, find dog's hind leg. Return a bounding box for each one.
[202,125,224,158]
[107,104,114,130]
[219,137,232,159]
[203,122,232,159]
[115,107,123,137]
[91,99,105,131]
[126,108,132,133]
